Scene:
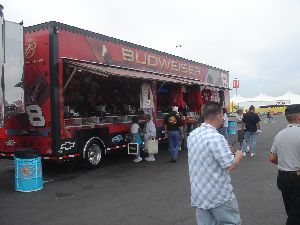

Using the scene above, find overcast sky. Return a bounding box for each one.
[2,0,300,97]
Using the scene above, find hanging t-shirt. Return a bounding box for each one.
[211,90,220,102]
[169,87,185,108]
[201,88,212,104]
[140,83,154,108]
[188,88,203,112]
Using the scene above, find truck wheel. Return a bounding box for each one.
[82,138,103,169]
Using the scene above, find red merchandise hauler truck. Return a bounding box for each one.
[0,7,230,168]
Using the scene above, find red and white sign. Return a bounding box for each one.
[233,79,240,88]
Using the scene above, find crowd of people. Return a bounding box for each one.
[187,102,300,225]
[129,106,187,163]
[128,101,299,225]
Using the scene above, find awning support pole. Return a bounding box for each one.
[63,67,77,93]
[157,81,167,92]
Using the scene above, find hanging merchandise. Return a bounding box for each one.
[201,88,212,104]
[140,83,154,109]
[189,87,203,112]
[211,89,220,102]
[169,87,185,108]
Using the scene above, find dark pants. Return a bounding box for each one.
[277,171,300,225]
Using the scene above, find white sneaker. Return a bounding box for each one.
[133,157,142,162]
[250,153,255,157]
[145,156,155,162]
[246,146,250,153]
[243,152,246,157]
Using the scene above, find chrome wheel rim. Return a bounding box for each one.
[87,144,102,166]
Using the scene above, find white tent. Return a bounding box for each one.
[275,91,300,104]
[232,92,300,109]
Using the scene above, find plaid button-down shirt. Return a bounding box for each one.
[187,123,235,209]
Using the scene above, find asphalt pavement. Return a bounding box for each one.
[0,114,287,225]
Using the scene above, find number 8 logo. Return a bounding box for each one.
[26,105,46,127]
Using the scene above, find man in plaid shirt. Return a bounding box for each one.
[187,102,243,225]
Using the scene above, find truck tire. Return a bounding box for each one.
[82,138,104,169]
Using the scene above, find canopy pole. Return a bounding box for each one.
[63,67,77,92]
[157,81,167,92]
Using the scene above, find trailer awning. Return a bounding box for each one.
[62,58,204,85]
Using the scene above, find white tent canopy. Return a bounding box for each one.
[275,91,300,104]
[232,92,300,109]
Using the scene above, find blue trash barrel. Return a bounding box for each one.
[14,149,43,192]
[228,120,237,135]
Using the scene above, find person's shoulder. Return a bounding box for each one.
[203,127,223,140]
[283,125,300,134]
[275,127,293,139]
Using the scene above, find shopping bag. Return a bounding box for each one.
[128,143,139,155]
[147,139,158,154]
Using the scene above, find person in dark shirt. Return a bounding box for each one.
[242,105,261,157]
[164,106,183,162]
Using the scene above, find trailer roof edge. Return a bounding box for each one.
[24,21,230,74]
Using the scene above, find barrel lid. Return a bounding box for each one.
[14,148,41,158]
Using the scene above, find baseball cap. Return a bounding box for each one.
[285,104,300,115]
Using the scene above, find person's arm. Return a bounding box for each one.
[242,115,246,130]
[256,115,261,130]
[164,124,167,133]
[150,122,156,138]
[270,135,278,164]
[164,124,168,137]
[241,121,245,130]
[228,150,243,172]
[210,137,243,172]
[256,122,260,130]
[269,152,278,165]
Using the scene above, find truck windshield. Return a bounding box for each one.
[0,21,24,127]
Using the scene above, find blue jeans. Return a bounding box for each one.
[242,131,257,153]
[196,199,241,225]
[134,144,141,158]
[168,131,180,160]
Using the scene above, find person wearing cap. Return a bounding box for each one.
[241,105,261,157]
[269,104,300,225]
[164,106,183,162]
